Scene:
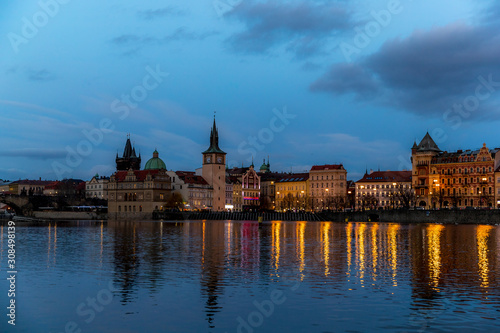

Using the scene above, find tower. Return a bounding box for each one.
[116,135,141,171]
[412,132,441,207]
[202,117,226,211]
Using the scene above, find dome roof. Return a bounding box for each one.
[259,159,269,171]
[144,150,166,170]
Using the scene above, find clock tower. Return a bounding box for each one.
[202,117,226,211]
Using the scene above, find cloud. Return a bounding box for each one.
[224,1,353,57]
[137,6,185,20]
[111,28,218,47]
[311,22,500,120]
[28,69,55,81]
[0,148,67,160]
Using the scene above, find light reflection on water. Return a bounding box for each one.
[1,220,499,332]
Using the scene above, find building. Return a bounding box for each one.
[0,181,11,194]
[275,173,309,211]
[241,164,261,210]
[9,179,54,195]
[107,149,172,218]
[116,135,141,171]
[309,164,348,211]
[175,171,213,210]
[106,169,172,218]
[201,118,226,211]
[225,179,234,211]
[411,133,500,208]
[355,170,412,210]
[86,174,110,199]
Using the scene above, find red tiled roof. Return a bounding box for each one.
[310,164,344,171]
[356,171,412,183]
[75,182,86,191]
[113,170,161,182]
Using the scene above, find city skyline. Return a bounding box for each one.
[2,1,500,182]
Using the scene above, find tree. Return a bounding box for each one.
[165,192,185,210]
[394,183,415,209]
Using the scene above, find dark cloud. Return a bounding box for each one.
[137,6,185,20]
[225,1,353,57]
[0,149,66,160]
[311,22,500,120]
[28,69,55,82]
[111,28,217,46]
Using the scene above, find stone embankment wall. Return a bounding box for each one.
[322,210,500,224]
[33,211,107,220]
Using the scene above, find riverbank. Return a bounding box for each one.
[154,210,500,224]
[322,209,500,224]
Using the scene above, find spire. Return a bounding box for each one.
[123,136,133,158]
[251,156,254,167]
[203,114,226,154]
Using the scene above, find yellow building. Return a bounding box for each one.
[275,173,309,211]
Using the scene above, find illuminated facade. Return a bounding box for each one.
[275,173,309,211]
[412,133,500,208]
[309,164,347,211]
[355,171,412,210]
[241,165,261,209]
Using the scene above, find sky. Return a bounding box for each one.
[1,0,500,182]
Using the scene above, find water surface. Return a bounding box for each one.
[1,221,499,332]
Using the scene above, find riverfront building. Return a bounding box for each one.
[309,164,347,211]
[201,118,227,211]
[275,173,309,211]
[411,133,500,209]
[355,170,412,210]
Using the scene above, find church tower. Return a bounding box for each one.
[202,117,226,211]
[116,135,141,171]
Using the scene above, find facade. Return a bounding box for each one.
[241,165,261,210]
[411,133,500,208]
[9,179,54,195]
[309,164,347,211]
[225,180,233,210]
[85,174,110,199]
[275,173,309,211]
[175,171,213,210]
[495,168,500,208]
[116,135,141,171]
[355,171,412,210]
[201,119,226,211]
[230,177,243,211]
[106,169,172,218]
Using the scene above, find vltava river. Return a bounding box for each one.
[1,221,499,332]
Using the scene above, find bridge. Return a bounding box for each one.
[0,195,32,216]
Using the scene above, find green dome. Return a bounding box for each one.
[144,150,166,170]
[260,159,269,171]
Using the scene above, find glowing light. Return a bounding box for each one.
[427,224,444,289]
[388,224,399,286]
[371,223,379,281]
[322,222,330,276]
[477,225,493,288]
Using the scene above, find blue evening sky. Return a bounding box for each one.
[1,0,500,181]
